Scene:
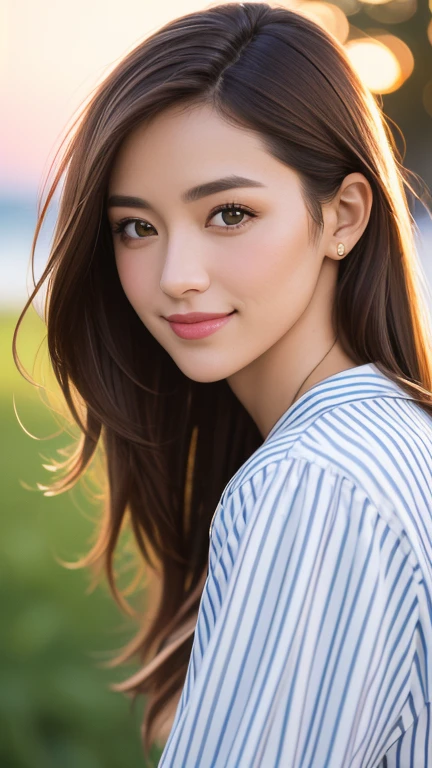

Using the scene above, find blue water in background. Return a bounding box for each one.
[1,196,432,316]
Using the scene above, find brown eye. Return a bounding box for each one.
[124,220,154,238]
[214,209,245,226]
[111,218,155,242]
[207,203,257,231]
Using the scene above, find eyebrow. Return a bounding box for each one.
[107,174,266,210]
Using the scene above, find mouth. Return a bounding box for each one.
[165,310,237,339]
[165,310,237,324]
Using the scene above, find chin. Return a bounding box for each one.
[171,357,240,384]
[179,369,229,384]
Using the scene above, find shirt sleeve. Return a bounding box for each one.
[158,456,420,768]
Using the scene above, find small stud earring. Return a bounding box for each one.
[337,243,345,256]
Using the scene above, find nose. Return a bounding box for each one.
[159,243,211,297]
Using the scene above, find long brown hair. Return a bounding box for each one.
[12,1,432,759]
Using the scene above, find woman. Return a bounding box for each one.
[13,2,432,766]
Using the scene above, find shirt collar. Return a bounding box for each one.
[263,362,415,444]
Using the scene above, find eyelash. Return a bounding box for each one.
[111,202,258,243]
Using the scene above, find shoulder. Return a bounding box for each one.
[287,397,432,565]
[215,396,432,584]
[225,394,432,514]
[217,447,424,580]
[292,394,432,490]
[211,457,425,637]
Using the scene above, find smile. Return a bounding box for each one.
[166,311,237,339]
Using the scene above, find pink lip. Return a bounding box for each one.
[166,311,236,339]
[165,312,233,323]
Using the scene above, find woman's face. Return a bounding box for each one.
[107,103,335,384]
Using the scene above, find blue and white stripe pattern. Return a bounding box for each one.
[158,362,432,767]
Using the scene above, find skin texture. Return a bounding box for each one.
[107,103,373,439]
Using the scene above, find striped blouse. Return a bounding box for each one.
[158,362,432,767]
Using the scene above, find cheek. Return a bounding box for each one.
[115,251,154,310]
[233,228,308,308]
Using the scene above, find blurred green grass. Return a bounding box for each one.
[1,308,164,768]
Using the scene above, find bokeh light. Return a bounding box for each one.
[428,17,432,46]
[296,1,350,43]
[346,34,403,93]
[362,0,417,24]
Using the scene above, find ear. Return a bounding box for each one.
[327,172,373,260]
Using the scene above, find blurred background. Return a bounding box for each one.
[1,0,432,766]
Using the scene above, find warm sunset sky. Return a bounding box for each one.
[2,0,225,196]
